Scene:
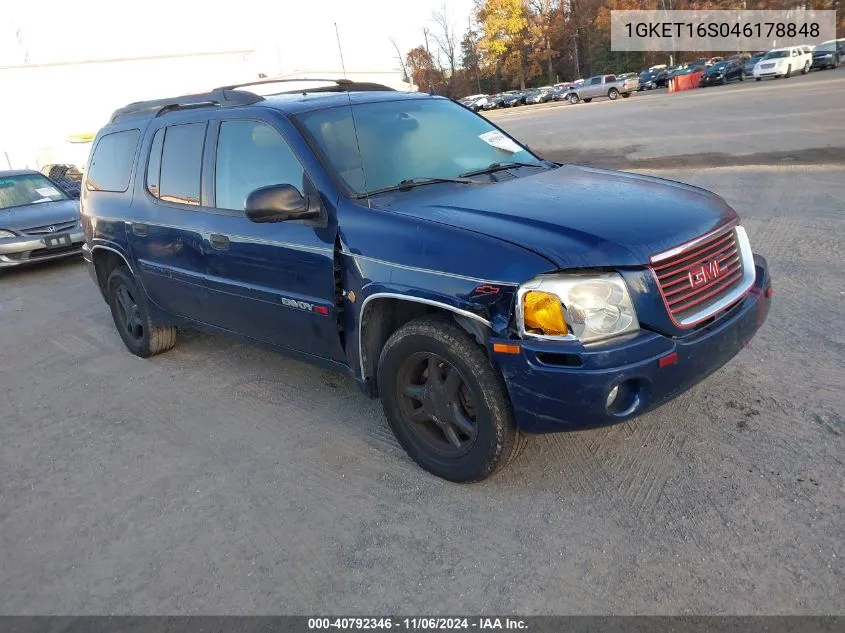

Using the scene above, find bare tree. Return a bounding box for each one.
[430,4,459,96]
[389,37,411,86]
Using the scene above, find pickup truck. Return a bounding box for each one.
[565,74,638,104]
[82,79,772,482]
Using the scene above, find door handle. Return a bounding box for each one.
[209,233,230,250]
[132,223,149,237]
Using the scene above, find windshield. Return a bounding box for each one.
[710,62,728,71]
[297,98,544,196]
[763,50,789,59]
[0,173,69,210]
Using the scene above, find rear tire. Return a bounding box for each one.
[583,98,592,103]
[622,92,631,98]
[739,72,745,81]
[377,317,524,483]
[756,77,762,81]
[107,267,176,358]
[801,61,810,74]
[608,88,619,100]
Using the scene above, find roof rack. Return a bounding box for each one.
[215,77,396,94]
[108,78,396,124]
[109,88,264,123]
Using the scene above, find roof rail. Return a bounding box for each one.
[214,78,395,94]
[109,88,264,123]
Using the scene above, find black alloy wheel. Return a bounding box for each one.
[397,352,478,457]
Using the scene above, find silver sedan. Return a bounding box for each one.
[0,170,84,270]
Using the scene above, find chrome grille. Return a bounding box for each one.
[22,220,78,235]
[651,226,748,327]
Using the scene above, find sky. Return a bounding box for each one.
[1,0,475,72]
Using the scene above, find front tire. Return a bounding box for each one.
[608,88,619,100]
[568,93,579,104]
[107,267,176,358]
[785,65,792,78]
[756,77,762,81]
[377,317,525,483]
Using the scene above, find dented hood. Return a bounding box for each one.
[377,165,738,268]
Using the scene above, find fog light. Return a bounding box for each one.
[606,385,620,408]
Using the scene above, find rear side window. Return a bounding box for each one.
[214,120,304,211]
[158,122,206,206]
[87,129,140,192]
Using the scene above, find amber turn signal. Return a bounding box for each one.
[523,291,568,336]
[493,343,521,354]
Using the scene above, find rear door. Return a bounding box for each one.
[128,120,212,322]
[201,114,344,361]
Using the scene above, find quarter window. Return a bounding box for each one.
[87,129,140,192]
[146,128,164,198]
[159,122,206,206]
[214,120,304,212]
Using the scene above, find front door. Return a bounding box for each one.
[202,117,345,362]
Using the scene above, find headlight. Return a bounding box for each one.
[517,273,640,342]
[0,229,17,238]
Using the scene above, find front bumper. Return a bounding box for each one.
[0,229,84,268]
[492,254,772,433]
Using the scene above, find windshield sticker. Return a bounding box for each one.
[36,187,60,197]
[478,131,524,154]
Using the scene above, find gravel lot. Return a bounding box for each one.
[2,69,843,615]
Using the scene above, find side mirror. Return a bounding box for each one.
[245,184,320,223]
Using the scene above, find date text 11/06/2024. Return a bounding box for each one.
[307,617,528,630]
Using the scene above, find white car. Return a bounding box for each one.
[753,46,812,80]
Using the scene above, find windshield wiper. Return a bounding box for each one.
[459,161,547,178]
[358,177,480,197]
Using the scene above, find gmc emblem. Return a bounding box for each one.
[688,260,721,289]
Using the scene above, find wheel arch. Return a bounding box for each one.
[91,244,134,302]
[357,293,493,397]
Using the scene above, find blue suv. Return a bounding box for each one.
[82,79,772,482]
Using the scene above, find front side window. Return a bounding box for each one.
[87,129,140,192]
[214,120,305,211]
[0,173,68,209]
[159,122,206,206]
[297,98,543,195]
[590,77,602,85]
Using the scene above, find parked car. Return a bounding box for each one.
[638,71,656,90]
[810,40,844,70]
[460,95,489,112]
[753,46,812,80]
[652,69,671,88]
[744,53,766,76]
[502,91,526,107]
[40,164,83,198]
[551,85,575,101]
[0,169,83,270]
[83,79,772,482]
[699,59,746,86]
[482,94,505,110]
[524,89,553,105]
[565,74,637,103]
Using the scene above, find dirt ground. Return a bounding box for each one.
[1,70,843,614]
